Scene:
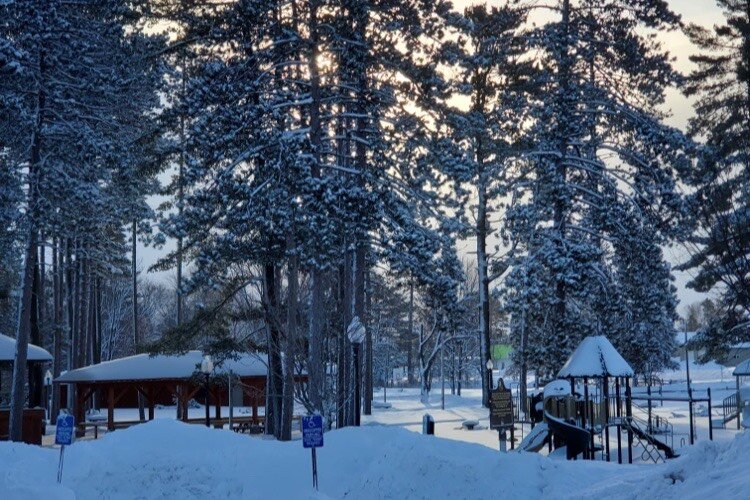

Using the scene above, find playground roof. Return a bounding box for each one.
[55,351,268,384]
[0,333,53,362]
[733,357,750,377]
[557,336,634,378]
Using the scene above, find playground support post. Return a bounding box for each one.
[583,377,590,460]
[647,383,653,433]
[625,377,633,464]
[736,376,741,430]
[615,377,622,465]
[603,376,610,462]
[708,387,713,441]
[688,398,694,445]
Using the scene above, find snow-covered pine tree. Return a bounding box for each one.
[1,0,166,438]
[502,0,691,378]
[678,0,750,356]
[434,2,532,407]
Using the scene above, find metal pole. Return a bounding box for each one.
[685,331,691,394]
[736,376,741,430]
[647,383,652,433]
[228,370,233,430]
[440,343,445,410]
[582,377,589,459]
[354,344,361,426]
[615,377,622,464]
[688,398,694,445]
[205,373,210,427]
[384,356,387,404]
[708,387,713,441]
[626,377,633,464]
[603,376,610,462]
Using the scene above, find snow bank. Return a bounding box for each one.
[1,420,748,499]
[577,431,750,500]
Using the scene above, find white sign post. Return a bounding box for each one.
[55,414,75,483]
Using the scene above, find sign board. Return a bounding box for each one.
[302,415,324,449]
[55,414,75,483]
[55,414,75,446]
[489,379,514,430]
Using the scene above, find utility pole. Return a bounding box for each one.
[440,342,445,410]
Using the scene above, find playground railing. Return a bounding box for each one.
[722,392,739,424]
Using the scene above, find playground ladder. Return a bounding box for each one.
[622,416,667,464]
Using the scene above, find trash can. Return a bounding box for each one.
[422,414,435,435]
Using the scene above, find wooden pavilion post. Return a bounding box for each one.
[214,386,221,421]
[107,385,115,431]
[75,383,86,437]
[180,382,189,422]
[148,385,155,421]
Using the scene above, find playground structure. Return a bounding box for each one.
[728,358,750,430]
[517,336,682,463]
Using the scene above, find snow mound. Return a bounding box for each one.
[579,431,750,500]
[1,420,748,499]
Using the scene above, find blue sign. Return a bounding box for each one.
[55,414,75,446]
[302,415,324,448]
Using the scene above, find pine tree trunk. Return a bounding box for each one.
[407,281,414,385]
[553,0,572,348]
[51,238,63,420]
[29,243,43,408]
[132,221,145,421]
[9,232,39,440]
[8,43,46,441]
[306,0,325,416]
[280,244,298,441]
[78,251,89,370]
[66,239,74,372]
[264,264,283,437]
[337,259,349,428]
[477,181,491,408]
[9,48,46,440]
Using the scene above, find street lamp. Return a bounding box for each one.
[200,354,214,427]
[347,316,366,426]
[486,358,494,391]
[44,370,53,421]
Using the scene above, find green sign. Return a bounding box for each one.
[492,344,512,360]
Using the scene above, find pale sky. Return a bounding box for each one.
[139,0,726,315]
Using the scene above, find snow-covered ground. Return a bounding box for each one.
[3,415,748,500]
[2,357,748,499]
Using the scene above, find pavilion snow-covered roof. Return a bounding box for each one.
[0,333,53,362]
[55,351,268,383]
[557,336,634,378]
[733,357,750,377]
